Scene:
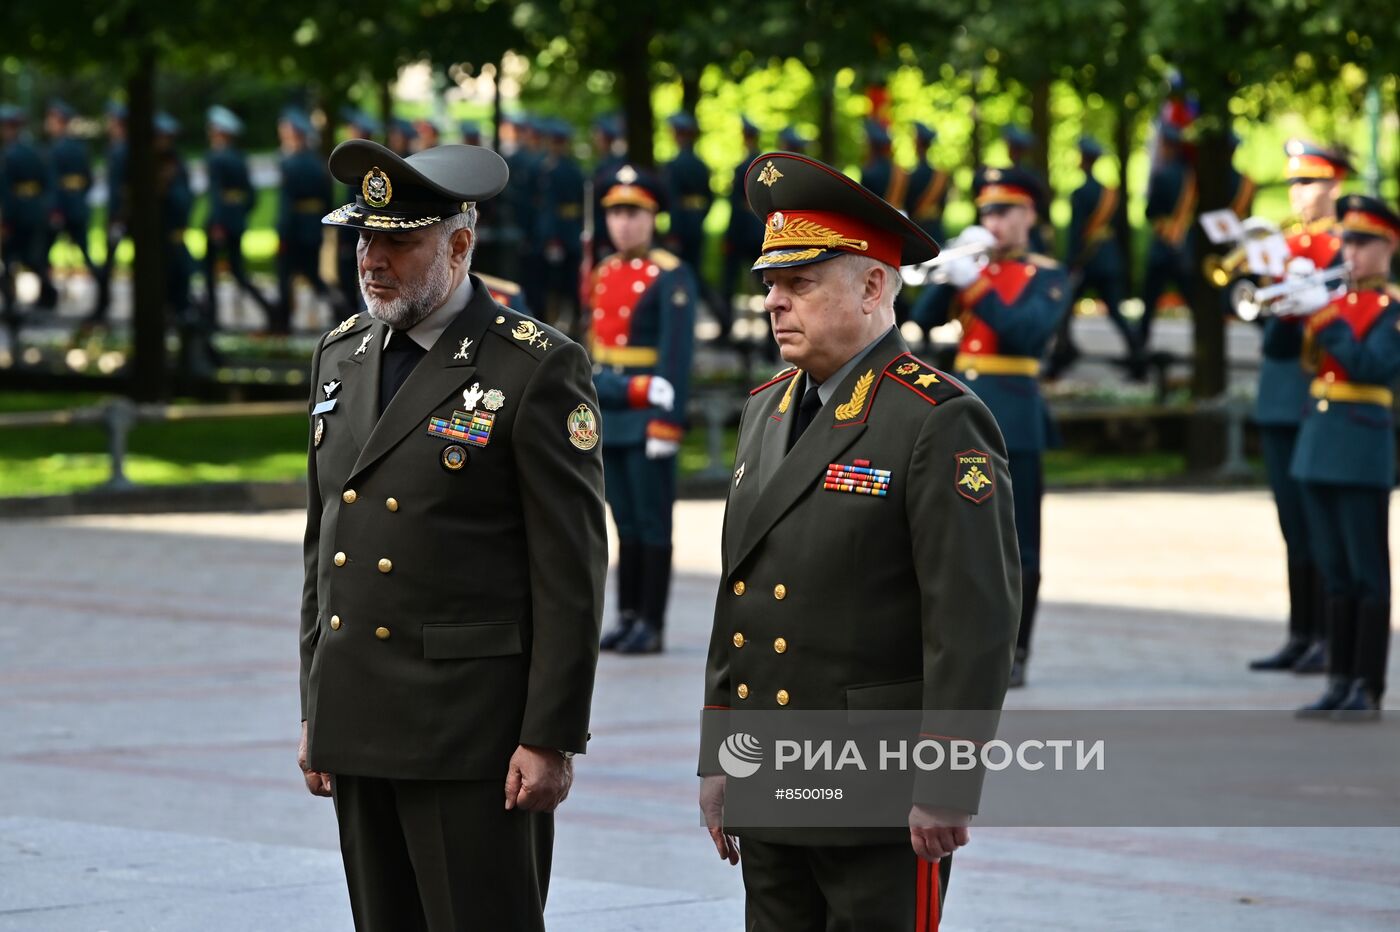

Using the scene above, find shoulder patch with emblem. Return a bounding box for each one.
[494,311,566,359]
[882,352,966,406]
[954,449,996,504]
[750,366,799,396]
[648,248,682,271]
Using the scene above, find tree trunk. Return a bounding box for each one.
[492,56,504,151]
[1185,127,1233,470]
[968,72,984,171]
[126,43,165,402]
[1112,104,1135,296]
[616,16,656,166]
[816,68,837,164]
[680,71,701,117]
[1030,78,1052,184]
[378,80,395,147]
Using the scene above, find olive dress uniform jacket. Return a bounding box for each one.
[301,278,607,780]
[700,328,1021,844]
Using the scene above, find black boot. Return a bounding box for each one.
[617,543,672,655]
[1010,571,1040,687]
[600,539,642,650]
[1251,562,1314,671]
[1331,680,1381,721]
[1291,566,1329,673]
[1332,598,1391,720]
[1295,676,1352,718]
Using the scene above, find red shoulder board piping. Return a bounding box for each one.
[750,366,799,395]
[883,352,965,405]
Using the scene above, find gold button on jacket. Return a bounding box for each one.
[330,615,341,630]
[773,583,787,600]
[342,489,357,504]
[333,552,347,567]
[736,683,750,699]
[375,626,391,640]
[773,637,787,654]
[377,558,393,574]
[776,689,790,706]
[733,632,746,648]
[733,580,746,596]
[385,497,399,512]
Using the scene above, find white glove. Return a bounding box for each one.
[1276,280,1332,318]
[1284,256,1318,280]
[647,376,676,411]
[646,437,681,459]
[945,254,983,289]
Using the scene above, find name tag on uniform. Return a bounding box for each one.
[822,459,891,497]
[312,399,338,415]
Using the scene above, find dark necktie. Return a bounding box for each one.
[788,383,823,452]
[379,334,427,414]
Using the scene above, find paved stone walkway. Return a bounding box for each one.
[3,493,1398,929]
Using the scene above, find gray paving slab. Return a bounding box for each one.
[4,498,1400,929]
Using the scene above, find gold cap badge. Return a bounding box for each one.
[758,160,783,187]
[362,167,393,208]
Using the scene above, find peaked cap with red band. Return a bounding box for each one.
[745,152,939,271]
[972,165,1044,211]
[1337,194,1400,243]
[1284,139,1352,184]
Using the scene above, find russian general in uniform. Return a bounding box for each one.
[699,153,1020,930]
[299,139,607,930]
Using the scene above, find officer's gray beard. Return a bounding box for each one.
[361,237,454,331]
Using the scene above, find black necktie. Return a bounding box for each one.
[788,383,823,452]
[379,334,427,414]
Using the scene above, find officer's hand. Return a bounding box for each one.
[908,804,970,862]
[647,376,676,411]
[504,744,573,813]
[298,720,333,798]
[699,775,740,865]
[946,254,983,290]
[645,437,681,460]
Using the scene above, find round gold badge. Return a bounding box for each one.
[441,444,469,471]
[567,404,599,452]
[362,167,393,208]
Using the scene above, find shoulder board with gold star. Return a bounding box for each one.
[750,366,799,396]
[882,352,966,406]
[323,313,365,345]
[648,248,682,271]
[493,310,567,359]
[1026,253,1062,270]
[476,272,521,297]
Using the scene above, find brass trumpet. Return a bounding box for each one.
[1230,264,1349,322]
[1204,217,1285,287]
[901,225,998,287]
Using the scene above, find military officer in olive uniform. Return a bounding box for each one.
[1292,195,1400,720]
[275,108,343,333]
[915,166,1071,688]
[301,139,607,930]
[203,105,275,326]
[588,166,698,655]
[1248,140,1350,676]
[699,152,1020,931]
[1,104,59,314]
[44,100,102,299]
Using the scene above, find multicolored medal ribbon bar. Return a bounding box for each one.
[428,409,496,447]
[823,459,891,496]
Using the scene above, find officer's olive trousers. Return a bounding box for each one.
[740,839,951,931]
[333,774,552,932]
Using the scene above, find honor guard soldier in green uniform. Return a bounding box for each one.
[153,115,196,328]
[663,112,713,275]
[859,118,904,207]
[203,105,275,326]
[905,122,952,245]
[588,166,698,655]
[1247,140,1350,675]
[1003,126,1053,255]
[335,108,381,314]
[44,100,102,301]
[718,115,765,343]
[915,167,1070,688]
[1141,122,1196,363]
[1049,136,1134,378]
[536,118,585,332]
[699,152,1020,931]
[91,101,127,323]
[302,139,607,930]
[1291,195,1400,720]
[1,104,59,314]
[275,107,344,333]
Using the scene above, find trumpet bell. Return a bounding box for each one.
[1230,280,1261,322]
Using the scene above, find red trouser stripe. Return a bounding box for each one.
[916,859,930,932]
[929,859,941,929]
